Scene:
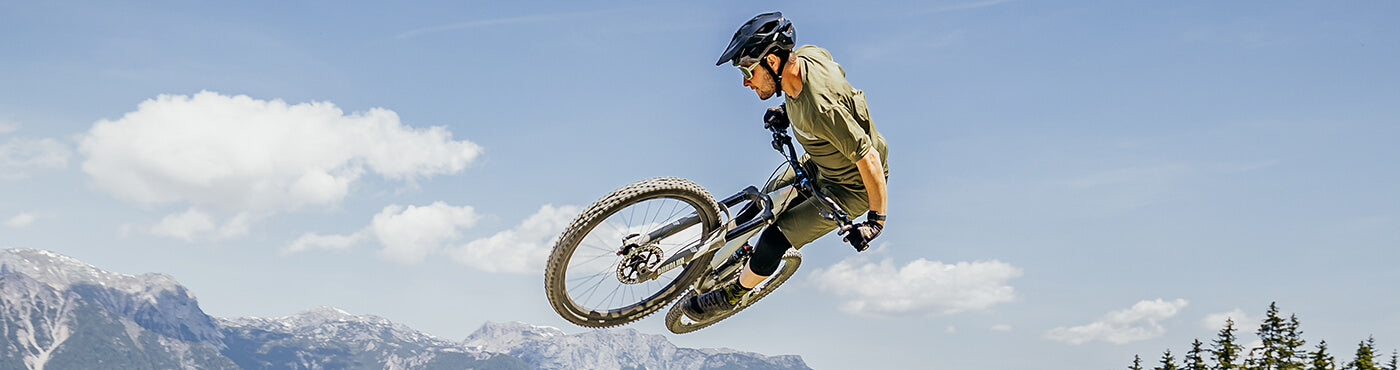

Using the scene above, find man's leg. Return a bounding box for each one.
[738,182,870,289]
[682,226,790,320]
[738,225,792,289]
[682,196,839,320]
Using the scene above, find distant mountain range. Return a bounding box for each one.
[0,248,809,369]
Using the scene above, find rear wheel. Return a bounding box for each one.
[544,177,721,328]
[664,248,802,334]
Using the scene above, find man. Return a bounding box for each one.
[681,11,890,320]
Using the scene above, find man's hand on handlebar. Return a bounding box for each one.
[764,104,789,131]
[839,213,884,252]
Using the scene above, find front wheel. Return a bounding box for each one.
[545,177,721,328]
[665,248,802,334]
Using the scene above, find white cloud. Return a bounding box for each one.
[1203,309,1257,331]
[0,121,16,134]
[446,204,580,274]
[287,203,578,273]
[809,257,1022,317]
[149,208,217,241]
[283,201,484,264]
[145,207,255,242]
[1,137,71,179]
[371,202,481,264]
[77,91,481,239]
[991,324,1013,332]
[1045,298,1189,345]
[5,213,36,228]
[285,231,368,254]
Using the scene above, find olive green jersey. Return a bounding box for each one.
[784,45,888,192]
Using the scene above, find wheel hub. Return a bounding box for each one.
[616,243,664,284]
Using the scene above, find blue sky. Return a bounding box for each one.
[2,1,1397,369]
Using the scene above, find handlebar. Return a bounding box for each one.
[767,124,857,231]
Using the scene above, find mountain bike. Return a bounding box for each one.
[544,118,862,334]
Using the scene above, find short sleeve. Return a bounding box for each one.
[813,104,873,163]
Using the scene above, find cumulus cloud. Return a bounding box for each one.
[1045,298,1189,345]
[148,208,216,241]
[145,207,254,242]
[286,203,578,273]
[285,231,368,254]
[1203,308,1257,331]
[5,213,36,228]
[77,91,481,239]
[283,202,479,263]
[371,202,482,264]
[446,204,580,274]
[809,257,1022,317]
[1,137,71,179]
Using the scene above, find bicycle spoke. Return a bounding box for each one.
[559,195,712,314]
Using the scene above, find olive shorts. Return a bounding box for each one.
[762,161,870,249]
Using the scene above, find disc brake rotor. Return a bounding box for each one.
[616,244,664,284]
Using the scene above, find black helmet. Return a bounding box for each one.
[716,12,796,66]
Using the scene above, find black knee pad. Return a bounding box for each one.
[749,226,791,277]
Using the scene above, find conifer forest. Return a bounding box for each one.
[1126,303,1397,370]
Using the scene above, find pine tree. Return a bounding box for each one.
[1214,318,1244,370]
[1257,302,1287,370]
[1251,349,1271,370]
[1132,354,1144,370]
[1186,339,1210,370]
[1346,337,1379,370]
[1281,314,1307,370]
[1311,340,1337,370]
[1385,350,1397,370]
[1156,349,1181,370]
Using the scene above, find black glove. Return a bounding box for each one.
[763,105,789,130]
[839,220,883,252]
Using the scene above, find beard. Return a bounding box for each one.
[756,80,781,100]
[754,66,783,100]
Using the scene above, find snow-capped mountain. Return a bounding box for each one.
[218,306,513,369]
[0,248,809,370]
[0,249,233,370]
[466,321,810,370]
[0,249,222,345]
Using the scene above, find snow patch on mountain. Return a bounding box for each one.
[0,249,182,296]
[464,321,810,370]
[464,321,565,352]
[0,248,809,369]
[0,272,79,370]
[0,248,222,345]
[220,306,463,350]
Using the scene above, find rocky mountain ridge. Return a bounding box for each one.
[0,248,809,369]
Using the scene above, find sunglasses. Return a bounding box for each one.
[738,62,762,80]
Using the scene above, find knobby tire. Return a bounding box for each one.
[544,177,721,328]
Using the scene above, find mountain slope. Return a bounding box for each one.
[218,307,525,369]
[0,250,235,369]
[465,321,811,370]
[0,248,807,370]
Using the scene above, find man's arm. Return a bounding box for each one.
[855,149,886,225]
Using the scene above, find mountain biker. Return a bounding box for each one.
[682,11,889,320]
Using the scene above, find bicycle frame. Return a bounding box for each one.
[632,124,855,283]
